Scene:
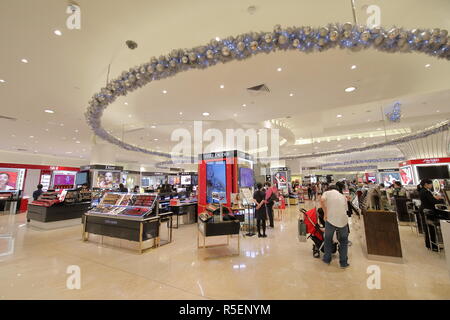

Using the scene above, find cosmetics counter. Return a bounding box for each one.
[82,192,174,253]
[27,189,91,223]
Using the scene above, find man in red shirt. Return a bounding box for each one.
[264,182,278,228]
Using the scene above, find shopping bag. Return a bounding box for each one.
[298,219,307,242]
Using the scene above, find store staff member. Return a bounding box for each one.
[419,179,445,250]
[33,184,44,201]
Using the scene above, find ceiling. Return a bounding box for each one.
[1,0,450,172]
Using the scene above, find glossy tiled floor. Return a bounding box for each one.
[1,202,450,300]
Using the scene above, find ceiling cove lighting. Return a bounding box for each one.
[345,87,356,93]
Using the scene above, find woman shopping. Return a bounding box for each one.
[253,183,267,238]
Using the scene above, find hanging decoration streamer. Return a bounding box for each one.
[385,102,402,123]
[85,24,450,158]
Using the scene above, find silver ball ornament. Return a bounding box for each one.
[221,46,230,56]
[360,31,370,42]
[343,22,353,32]
[206,49,214,59]
[188,52,197,62]
[156,64,165,72]
[329,30,339,41]
[169,60,177,68]
[264,33,273,43]
[181,56,189,64]
[303,26,312,35]
[250,41,259,51]
[421,31,431,41]
[319,27,329,37]
[237,41,246,51]
[292,38,300,47]
[278,35,287,45]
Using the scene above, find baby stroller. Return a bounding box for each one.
[301,208,337,258]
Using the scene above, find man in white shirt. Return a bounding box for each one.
[320,185,350,268]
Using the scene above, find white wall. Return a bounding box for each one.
[23,169,41,198]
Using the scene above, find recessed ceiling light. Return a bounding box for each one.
[345,87,356,92]
[277,67,282,72]
[124,102,128,105]
[128,114,132,118]
[151,125,156,128]
[0,79,5,83]
[347,136,351,140]
[219,85,224,89]
[289,93,294,97]
[21,59,28,63]
[337,137,341,141]
[154,138,158,141]
[351,65,357,70]
[436,110,440,113]
[336,114,342,118]
[54,30,62,36]
[29,136,34,138]
[162,90,167,94]
[425,64,431,68]
[367,119,371,122]
[60,123,64,126]
[44,109,54,114]
[179,112,183,115]
[75,129,79,133]
[202,112,210,116]
[215,37,221,41]
[75,141,81,144]
[242,104,246,107]
[65,151,72,154]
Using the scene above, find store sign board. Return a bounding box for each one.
[199,150,253,161]
[400,158,450,166]
[82,164,123,171]
[378,168,400,173]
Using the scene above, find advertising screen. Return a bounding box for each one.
[96,171,121,188]
[273,171,288,189]
[75,171,89,185]
[239,168,254,188]
[181,175,192,185]
[168,175,176,185]
[192,175,198,186]
[54,174,75,186]
[417,165,450,180]
[379,172,401,187]
[206,161,227,204]
[0,169,19,191]
[399,166,414,185]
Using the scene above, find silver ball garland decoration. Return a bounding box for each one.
[85,24,450,159]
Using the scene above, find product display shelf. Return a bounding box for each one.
[82,192,173,253]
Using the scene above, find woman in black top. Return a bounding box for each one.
[253,183,267,238]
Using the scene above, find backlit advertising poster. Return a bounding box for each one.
[96,171,121,188]
[206,161,227,204]
[399,166,414,185]
[273,171,288,189]
[0,169,19,191]
[379,172,401,187]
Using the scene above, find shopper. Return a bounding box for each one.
[32,184,44,201]
[264,182,277,228]
[118,183,128,193]
[419,179,445,250]
[392,181,406,198]
[133,185,140,193]
[320,185,350,268]
[253,183,267,238]
[307,184,312,200]
[311,183,317,201]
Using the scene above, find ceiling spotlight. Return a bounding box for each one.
[425,64,431,68]
[345,87,356,92]
[289,93,294,97]
[179,112,183,115]
[436,110,440,113]
[347,136,351,140]
[54,30,62,36]
[162,90,167,94]
[219,84,225,89]
[151,125,156,128]
[128,114,132,118]
[336,114,342,118]
[153,138,158,141]
[65,151,72,154]
[124,102,128,105]
[215,37,221,41]
[351,65,357,70]
[202,112,210,116]
[75,141,81,144]
[29,136,34,138]
[242,104,246,107]
[21,58,28,63]
[44,109,54,114]
[0,79,5,83]
[75,129,79,133]
[277,67,282,72]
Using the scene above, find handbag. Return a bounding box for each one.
[298,219,307,242]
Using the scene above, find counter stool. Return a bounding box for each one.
[424,210,445,254]
[406,202,418,235]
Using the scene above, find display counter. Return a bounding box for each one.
[197,220,240,254]
[82,192,173,253]
[170,202,198,228]
[361,209,403,263]
[28,202,91,222]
